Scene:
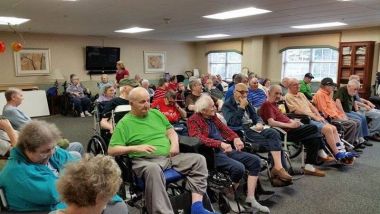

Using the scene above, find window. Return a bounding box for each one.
[282,48,338,82]
[208,52,242,81]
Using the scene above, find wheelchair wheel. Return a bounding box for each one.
[87,135,107,155]
[286,141,302,159]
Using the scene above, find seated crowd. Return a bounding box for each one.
[1,68,380,214]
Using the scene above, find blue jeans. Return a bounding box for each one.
[346,111,369,137]
[215,150,261,183]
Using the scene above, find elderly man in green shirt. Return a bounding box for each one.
[108,87,215,214]
[300,72,314,100]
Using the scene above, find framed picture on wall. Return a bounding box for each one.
[144,51,166,73]
[14,48,51,76]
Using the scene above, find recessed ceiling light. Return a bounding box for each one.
[62,0,78,2]
[115,27,154,33]
[196,34,230,39]
[203,7,271,20]
[291,22,347,29]
[337,0,351,2]
[0,16,30,25]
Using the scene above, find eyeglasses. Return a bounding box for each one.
[38,146,56,159]
[236,90,248,95]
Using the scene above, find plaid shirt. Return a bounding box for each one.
[187,113,238,148]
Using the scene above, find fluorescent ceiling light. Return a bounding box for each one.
[203,7,271,20]
[62,0,78,2]
[291,22,347,29]
[0,16,30,25]
[196,34,230,39]
[115,27,154,33]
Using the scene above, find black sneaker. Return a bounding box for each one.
[363,141,373,146]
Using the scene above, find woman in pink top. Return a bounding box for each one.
[115,60,130,83]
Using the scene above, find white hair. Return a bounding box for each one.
[348,79,360,88]
[141,79,149,85]
[194,94,213,113]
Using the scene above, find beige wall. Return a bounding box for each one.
[0,32,196,85]
[194,27,380,84]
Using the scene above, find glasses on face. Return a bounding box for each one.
[252,82,258,84]
[38,146,56,159]
[236,90,248,95]
[274,92,282,95]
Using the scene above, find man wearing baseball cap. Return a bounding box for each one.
[300,72,315,100]
[313,77,360,149]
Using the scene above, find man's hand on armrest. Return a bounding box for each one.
[108,145,156,156]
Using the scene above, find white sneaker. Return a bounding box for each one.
[84,111,92,116]
[80,112,85,118]
[246,197,270,213]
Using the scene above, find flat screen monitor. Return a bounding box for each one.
[85,46,120,74]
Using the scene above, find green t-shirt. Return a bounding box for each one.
[299,80,312,100]
[333,86,353,113]
[109,109,173,158]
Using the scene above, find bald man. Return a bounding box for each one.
[108,87,215,214]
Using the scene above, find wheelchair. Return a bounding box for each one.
[87,104,131,155]
[229,125,298,187]
[180,136,273,214]
[112,136,215,214]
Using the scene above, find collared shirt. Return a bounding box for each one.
[313,88,345,119]
[299,80,313,100]
[247,88,267,108]
[285,92,314,117]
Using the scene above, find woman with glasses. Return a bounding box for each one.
[0,120,127,213]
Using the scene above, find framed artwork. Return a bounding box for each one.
[144,51,166,73]
[14,48,51,76]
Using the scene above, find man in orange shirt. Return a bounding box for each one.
[312,78,360,147]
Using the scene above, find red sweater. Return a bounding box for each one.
[187,113,238,148]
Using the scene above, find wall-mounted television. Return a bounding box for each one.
[85,46,120,74]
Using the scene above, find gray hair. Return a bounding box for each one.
[5,87,22,102]
[194,94,213,113]
[281,77,290,87]
[189,79,201,90]
[17,120,62,153]
[349,75,360,81]
[141,79,149,85]
[268,85,282,94]
[288,78,299,86]
[348,79,360,88]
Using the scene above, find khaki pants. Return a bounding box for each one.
[132,153,208,214]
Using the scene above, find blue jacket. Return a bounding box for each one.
[0,147,74,211]
[222,96,263,128]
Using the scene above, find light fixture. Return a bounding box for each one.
[291,22,347,29]
[0,16,30,25]
[115,27,154,33]
[203,7,271,20]
[196,34,230,39]
[62,0,78,1]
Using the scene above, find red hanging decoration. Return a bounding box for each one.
[0,41,6,53]
[11,41,23,52]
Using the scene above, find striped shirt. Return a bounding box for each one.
[247,88,267,108]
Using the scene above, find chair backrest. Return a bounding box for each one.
[111,105,131,127]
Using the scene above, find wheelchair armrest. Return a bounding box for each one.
[285,113,311,124]
[178,135,202,153]
[228,126,245,139]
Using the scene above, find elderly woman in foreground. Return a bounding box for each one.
[0,120,127,213]
[50,155,124,214]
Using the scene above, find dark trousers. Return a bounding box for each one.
[244,127,287,168]
[215,150,261,183]
[284,124,321,165]
[71,96,91,113]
